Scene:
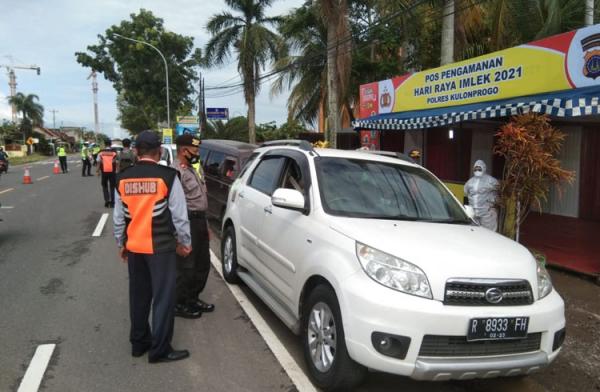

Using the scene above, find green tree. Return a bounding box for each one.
[75,9,202,134]
[204,0,282,145]
[8,93,44,144]
[204,116,251,142]
[272,2,327,126]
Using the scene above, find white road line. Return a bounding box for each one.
[92,213,109,237]
[36,176,50,181]
[0,187,14,195]
[17,344,56,392]
[0,206,14,209]
[209,250,317,392]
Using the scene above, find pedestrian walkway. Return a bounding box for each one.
[521,213,600,277]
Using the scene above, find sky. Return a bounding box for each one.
[0,0,305,138]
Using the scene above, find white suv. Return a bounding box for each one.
[221,141,565,391]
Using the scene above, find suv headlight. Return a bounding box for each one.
[537,263,553,299]
[356,242,432,299]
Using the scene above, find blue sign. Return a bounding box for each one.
[175,124,200,136]
[206,107,229,120]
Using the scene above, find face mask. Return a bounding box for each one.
[474,170,483,177]
[185,150,199,165]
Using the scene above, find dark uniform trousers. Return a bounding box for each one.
[101,172,116,204]
[176,212,210,305]
[59,156,68,173]
[82,158,91,176]
[128,251,177,361]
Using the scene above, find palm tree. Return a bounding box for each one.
[8,93,44,145]
[271,2,328,127]
[320,0,352,148]
[204,0,282,144]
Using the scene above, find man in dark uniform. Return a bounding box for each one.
[173,134,215,318]
[113,130,192,363]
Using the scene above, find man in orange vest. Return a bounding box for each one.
[97,143,118,208]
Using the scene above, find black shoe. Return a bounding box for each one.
[105,201,110,208]
[110,202,115,208]
[174,303,202,319]
[149,349,190,363]
[132,345,151,358]
[196,299,215,313]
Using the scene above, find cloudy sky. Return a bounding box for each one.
[0,0,305,138]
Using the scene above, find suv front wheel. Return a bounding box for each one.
[221,225,240,284]
[302,284,366,391]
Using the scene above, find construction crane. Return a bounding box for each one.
[0,62,41,122]
[87,70,99,135]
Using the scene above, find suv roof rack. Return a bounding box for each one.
[259,139,316,153]
[359,149,416,163]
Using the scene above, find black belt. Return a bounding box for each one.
[188,210,206,219]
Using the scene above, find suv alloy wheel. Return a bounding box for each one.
[221,225,240,284]
[303,285,366,391]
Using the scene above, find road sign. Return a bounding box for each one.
[26,137,34,145]
[206,108,229,120]
[162,128,173,144]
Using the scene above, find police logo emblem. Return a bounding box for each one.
[581,33,600,79]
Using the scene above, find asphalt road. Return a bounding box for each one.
[1,157,599,392]
[0,158,294,392]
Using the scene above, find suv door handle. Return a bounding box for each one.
[238,192,245,199]
[264,206,272,214]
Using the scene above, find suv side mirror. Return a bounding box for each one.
[272,188,305,211]
[464,205,475,219]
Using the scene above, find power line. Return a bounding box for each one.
[203,0,491,99]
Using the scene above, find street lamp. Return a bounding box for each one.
[112,33,171,128]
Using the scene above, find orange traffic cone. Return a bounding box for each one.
[23,167,33,184]
[53,160,60,175]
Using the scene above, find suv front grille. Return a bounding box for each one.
[419,333,542,357]
[444,279,533,306]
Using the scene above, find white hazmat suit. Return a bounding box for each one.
[464,160,499,231]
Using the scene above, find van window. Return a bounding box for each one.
[249,157,285,195]
[199,147,209,164]
[206,151,225,176]
[223,158,236,179]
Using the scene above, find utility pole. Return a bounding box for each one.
[199,72,207,134]
[586,0,595,26]
[0,63,41,122]
[87,70,100,134]
[49,109,58,129]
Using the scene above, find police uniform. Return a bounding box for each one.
[81,145,92,176]
[173,134,214,317]
[57,146,68,173]
[113,131,192,363]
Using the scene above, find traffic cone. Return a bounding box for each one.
[23,167,33,184]
[53,160,60,175]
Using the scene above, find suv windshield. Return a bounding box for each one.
[316,157,470,223]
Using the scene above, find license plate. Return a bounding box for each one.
[467,317,529,341]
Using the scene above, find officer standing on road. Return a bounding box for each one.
[57,145,68,173]
[81,142,92,177]
[116,138,136,173]
[173,134,215,319]
[113,130,192,363]
[97,143,117,208]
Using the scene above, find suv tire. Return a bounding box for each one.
[302,284,366,391]
[221,225,240,284]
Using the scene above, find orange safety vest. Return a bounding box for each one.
[117,163,177,254]
[100,151,117,173]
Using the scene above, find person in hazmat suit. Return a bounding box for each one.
[464,160,499,231]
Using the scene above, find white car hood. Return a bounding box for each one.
[329,217,537,301]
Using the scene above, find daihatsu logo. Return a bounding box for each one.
[485,288,504,304]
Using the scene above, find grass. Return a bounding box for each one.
[9,153,50,166]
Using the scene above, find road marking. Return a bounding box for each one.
[0,206,14,209]
[36,176,49,181]
[209,250,317,392]
[17,344,56,392]
[0,188,14,194]
[92,213,109,237]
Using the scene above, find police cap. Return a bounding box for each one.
[175,134,201,147]
[136,130,161,148]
